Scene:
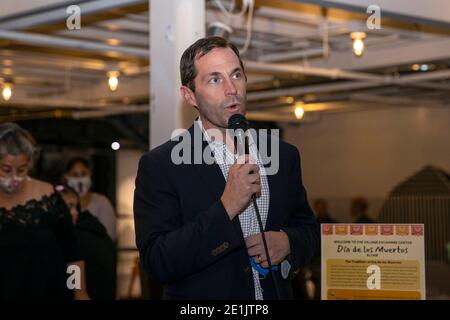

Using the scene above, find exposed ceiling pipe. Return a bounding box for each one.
[246,111,315,123]
[247,92,447,115]
[394,69,450,83]
[0,105,148,122]
[0,65,107,80]
[0,29,149,57]
[250,6,324,27]
[0,110,70,122]
[0,0,148,30]
[350,93,448,107]
[249,97,449,124]
[0,97,140,109]
[247,94,349,110]
[0,50,121,72]
[72,105,147,119]
[247,81,380,101]
[245,60,450,101]
[257,48,325,62]
[294,0,450,31]
[245,60,385,81]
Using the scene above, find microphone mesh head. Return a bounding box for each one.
[228,114,249,130]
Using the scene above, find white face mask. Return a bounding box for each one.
[0,175,27,194]
[66,176,92,197]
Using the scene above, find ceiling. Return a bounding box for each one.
[0,0,449,125]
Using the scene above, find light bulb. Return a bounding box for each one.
[107,71,120,91]
[420,64,429,72]
[294,103,304,120]
[353,38,364,56]
[111,142,121,150]
[2,83,12,101]
[350,32,366,57]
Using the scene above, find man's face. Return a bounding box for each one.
[181,47,247,130]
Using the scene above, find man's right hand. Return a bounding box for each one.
[221,155,261,220]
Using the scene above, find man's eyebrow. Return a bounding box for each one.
[203,68,243,80]
[206,71,221,77]
[230,67,243,74]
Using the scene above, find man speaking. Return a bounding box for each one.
[133,36,319,300]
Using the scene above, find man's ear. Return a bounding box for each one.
[180,86,197,107]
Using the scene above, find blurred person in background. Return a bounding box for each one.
[313,198,337,224]
[0,122,89,300]
[64,156,117,241]
[57,184,117,300]
[351,196,375,223]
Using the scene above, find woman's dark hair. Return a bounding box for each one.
[65,156,90,173]
[180,36,246,92]
[55,183,79,199]
[55,184,81,213]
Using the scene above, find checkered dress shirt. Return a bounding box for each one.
[196,118,270,300]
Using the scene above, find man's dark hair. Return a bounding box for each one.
[180,36,246,92]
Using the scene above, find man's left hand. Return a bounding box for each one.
[245,231,291,268]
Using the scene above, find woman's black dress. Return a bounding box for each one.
[0,192,81,299]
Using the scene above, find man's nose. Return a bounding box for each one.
[223,78,237,96]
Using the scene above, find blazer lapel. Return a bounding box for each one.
[188,123,225,200]
[265,169,283,231]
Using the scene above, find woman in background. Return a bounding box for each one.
[57,184,117,300]
[64,157,117,241]
[0,122,89,300]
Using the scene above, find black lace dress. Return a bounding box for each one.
[0,192,81,300]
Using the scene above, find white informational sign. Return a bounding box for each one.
[321,224,426,300]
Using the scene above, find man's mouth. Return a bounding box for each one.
[225,103,240,112]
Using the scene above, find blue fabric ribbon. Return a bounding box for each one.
[249,257,279,278]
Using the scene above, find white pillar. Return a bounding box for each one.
[150,0,205,149]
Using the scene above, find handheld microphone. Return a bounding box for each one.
[227,114,281,300]
[228,114,249,156]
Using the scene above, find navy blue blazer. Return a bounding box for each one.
[133,123,319,299]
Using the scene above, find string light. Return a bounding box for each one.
[351,32,366,57]
[107,71,120,91]
[411,64,421,71]
[294,102,305,120]
[2,82,12,101]
[420,64,429,72]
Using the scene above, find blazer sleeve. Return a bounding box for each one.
[282,146,320,272]
[133,151,243,284]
